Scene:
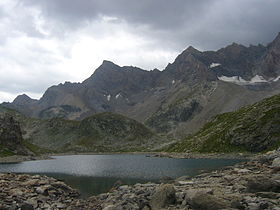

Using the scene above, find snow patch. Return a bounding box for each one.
[210,63,221,68]
[250,75,267,83]
[273,76,280,82]
[218,75,268,85]
[218,76,243,84]
[107,95,111,101]
[172,80,175,84]
[115,93,121,99]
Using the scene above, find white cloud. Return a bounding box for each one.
[0,0,280,103]
[0,1,178,103]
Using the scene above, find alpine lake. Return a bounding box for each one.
[0,154,245,198]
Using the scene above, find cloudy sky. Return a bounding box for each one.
[0,0,280,102]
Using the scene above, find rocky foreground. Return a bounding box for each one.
[1,150,280,210]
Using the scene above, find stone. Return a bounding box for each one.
[149,184,176,210]
[175,192,185,202]
[187,192,229,210]
[185,188,213,200]
[256,192,280,199]
[103,204,123,210]
[118,185,129,190]
[234,168,251,173]
[175,175,191,181]
[272,157,280,167]
[246,176,280,193]
[142,206,150,210]
[20,203,34,210]
[177,181,195,185]
[54,202,66,209]
[42,203,51,209]
[10,189,24,196]
[35,185,51,195]
[23,179,39,186]
[25,198,38,208]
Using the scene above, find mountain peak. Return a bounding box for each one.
[185,46,200,54]
[101,60,118,67]
[91,60,121,76]
[275,32,280,41]
[227,42,245,49]
[13,94,36,105]
[268,32,280,49]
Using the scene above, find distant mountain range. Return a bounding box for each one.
[3,33,280,137]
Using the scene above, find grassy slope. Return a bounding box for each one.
[0,106,160,153]
[167,94,280,153]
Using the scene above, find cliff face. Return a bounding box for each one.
[0,114,30,156]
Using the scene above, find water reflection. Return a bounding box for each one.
[0,154,244,197]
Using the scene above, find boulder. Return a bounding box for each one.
[149,184,175,209]
[20,203,34,210]
[272,157,280,167]
[186,191,229,210]
[246,176,280,193]
[187,191,230,210]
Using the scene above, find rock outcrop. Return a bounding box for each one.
[0,113,30,156]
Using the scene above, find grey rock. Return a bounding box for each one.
[187,192,229,210]
[103,204,124,210]
[246,176,280,193]
[185,188,213,200]
[272,157,280,167]
[150,184,176,210]
[20,203,34,210]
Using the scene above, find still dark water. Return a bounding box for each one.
[0,154,244,197]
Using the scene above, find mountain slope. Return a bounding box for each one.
[3,33,280,138]
[167,94,280,153]
[0,106,161,153]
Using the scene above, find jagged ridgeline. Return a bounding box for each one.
[0,106,161,153]
[3,33,280,139]
[167,94,280,153]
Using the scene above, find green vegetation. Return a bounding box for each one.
[0,146,15,157]
[0,106,160,154]
[22,140,52,155]
[167,94,280,153]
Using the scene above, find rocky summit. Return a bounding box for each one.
[3,33,280,138]
[1,149,280,209]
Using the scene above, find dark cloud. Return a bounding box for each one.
[1,0,280,102]
[22,0,208,29]
[21,0,280,50]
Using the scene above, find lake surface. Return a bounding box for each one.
[0,154,244,197]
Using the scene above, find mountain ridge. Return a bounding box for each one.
[3,33,280,137]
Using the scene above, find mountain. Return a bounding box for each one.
[0,106,161,153]
[0,112,32,157]
[167,93,280,153]
[3,33,280,137]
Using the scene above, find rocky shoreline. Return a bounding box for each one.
[0,155,51,163]
[0,151,252,164]
[151,152,253,159]
[1,150,280,209]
